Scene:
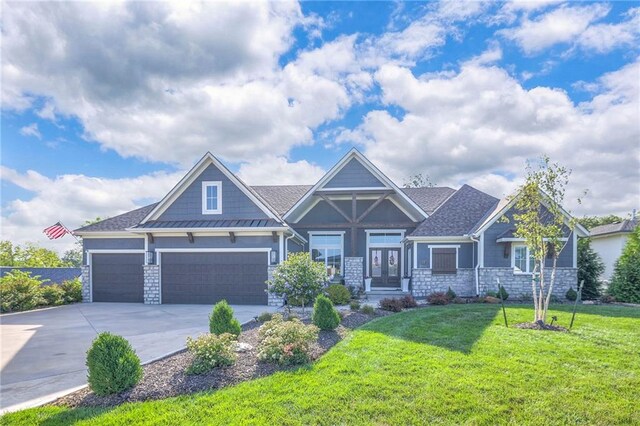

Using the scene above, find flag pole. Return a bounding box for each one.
[60,222,81,243]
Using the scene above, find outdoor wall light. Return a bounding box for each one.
[146,251,155,265]
[270,250,277,264]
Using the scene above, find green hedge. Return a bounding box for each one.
[0,271,82,313]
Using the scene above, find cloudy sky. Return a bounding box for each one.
[2,0,639,253]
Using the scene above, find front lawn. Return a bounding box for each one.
[3,304,639,425]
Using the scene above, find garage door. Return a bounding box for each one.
[161,252,268,305]
[92,253,144,302]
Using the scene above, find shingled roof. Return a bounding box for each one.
[590,218,638,237]
[410,184,499,237]
[74,203,158,233]
[251,185,313,216]
[73,185,463,233]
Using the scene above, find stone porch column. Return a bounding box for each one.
[344,257,364,291]
[143,265,160,304]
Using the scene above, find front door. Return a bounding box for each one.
[369,248,401,288]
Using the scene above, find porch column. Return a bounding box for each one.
[344,257,364,292]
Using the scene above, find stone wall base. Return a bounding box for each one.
[81,265,91,302]
[411,268,475,297]
[344,257,364,292]
[479,267,577,299]
[143,265,160,304]
[267,265,284,307]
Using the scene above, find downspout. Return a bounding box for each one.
[285,233,296,261]
[469,234,480,296]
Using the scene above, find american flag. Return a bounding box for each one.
[43,222,72,240]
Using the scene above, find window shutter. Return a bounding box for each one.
[432,248,456,274]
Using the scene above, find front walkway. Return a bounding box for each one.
[0,303,274,413]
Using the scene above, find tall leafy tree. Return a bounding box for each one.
[579,215,624,230]
[13,243,66,267]
[608,226,640,303]
[577,238,604,299]
[0,241,15,266]
[507,156,579,324]
[403,173,435,188]
[62,249,83,267]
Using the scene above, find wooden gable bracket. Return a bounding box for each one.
[272,231,278,243]
[229,232,236,243]
[146,233,154,244]
[356,191,392,222]
[187,232,194,243]
[318,194,352,222]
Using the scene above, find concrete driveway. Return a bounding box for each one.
[0,303,275,413]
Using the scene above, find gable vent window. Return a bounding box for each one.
[202,181,222,214]
[431,248,457,274]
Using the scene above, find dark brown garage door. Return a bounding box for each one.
[92,253,144,302]
[161,252,268,305]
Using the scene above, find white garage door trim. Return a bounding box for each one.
[155,248,272,304]
[87,249,145,303]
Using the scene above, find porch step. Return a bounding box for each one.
[365,290,410,296]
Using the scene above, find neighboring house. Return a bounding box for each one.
[589,217,638,283]
[74,149,587,306]
[0,267,81,285]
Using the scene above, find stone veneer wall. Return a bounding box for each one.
[344,257,363,291]
[143,265,160,304]
[81,265,91,302]
[479,267,577,299]
[267,265,284,307]
[411,268,475,297]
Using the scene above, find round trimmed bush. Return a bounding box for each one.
[325,284,351,305]
[349,300,361,311]
[41,285,65,306]
[445,287,457,301]
[312,294,340,330]
[565,287,578,302]
[209,300,241,336]
[86,332,142,396]
[496,286,509,301]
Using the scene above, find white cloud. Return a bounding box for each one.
[343,60,640,217]
[237,157,325,185]
[575,7,640,54]
[0,167,184,253]
[1,1,361,166]
[499,3,611,54]
[19,123,41,139]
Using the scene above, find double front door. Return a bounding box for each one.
[369,248,401,288]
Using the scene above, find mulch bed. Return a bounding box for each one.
[51,309,387,409]
[514,322,568,332]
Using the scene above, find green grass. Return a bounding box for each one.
[3,305,639,425]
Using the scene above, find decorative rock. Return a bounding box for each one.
[234,342,253,353]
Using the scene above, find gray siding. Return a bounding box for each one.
[286,239,304,255]
[415,243,475,269]
[324,158,385,188]
[158,164,269,221]
[483,208,574,268]
[295,199,412,226]
[83,238,145,263]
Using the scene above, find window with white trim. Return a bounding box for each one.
[202,181,222,214]
[309,233,343,279]
[512,244,535,273]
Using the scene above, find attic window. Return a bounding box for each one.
[202,181,222,214]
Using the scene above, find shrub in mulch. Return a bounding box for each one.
[312,295,340,331]
[350,300,361,311]
[426,292,450,305]
[379,297,404,312]
[256,312,273,322]
[209,300,242,336]
[514,322,568,332]
[185,333,237,375]
[258,314,319,365]
[400,295,418,308]
[325,284,351,305]
[360,305,376,315]
[565,287,578,302]
[86,333,142,396]
[445,287,457,301]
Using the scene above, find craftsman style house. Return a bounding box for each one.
[74,149,587,305]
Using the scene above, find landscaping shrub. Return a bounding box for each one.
[185,333,237,375]
[86,332,142,396]
[445,287,457,301]
[400,295,418,308]
[41,285,65,306]
[347,285,361,299]
[452,297,466,304]
[496,286,509,301]
[60,278,82,303]
[286,313,300,322]
[360,305,375,315]
[258,314,318,365]
[565,287,578,302]
[0,270,44,313]
[379,297,404,312]
[325,284,351,305]
[485,290,497,298]
[578,238,604,299]
[350,300,361,311]
[600,294,616,304]
[209,300,241,336]
[257,312,273,323]
[312,295,340,331]
[426,292,450,305]
[519,293,533,302]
